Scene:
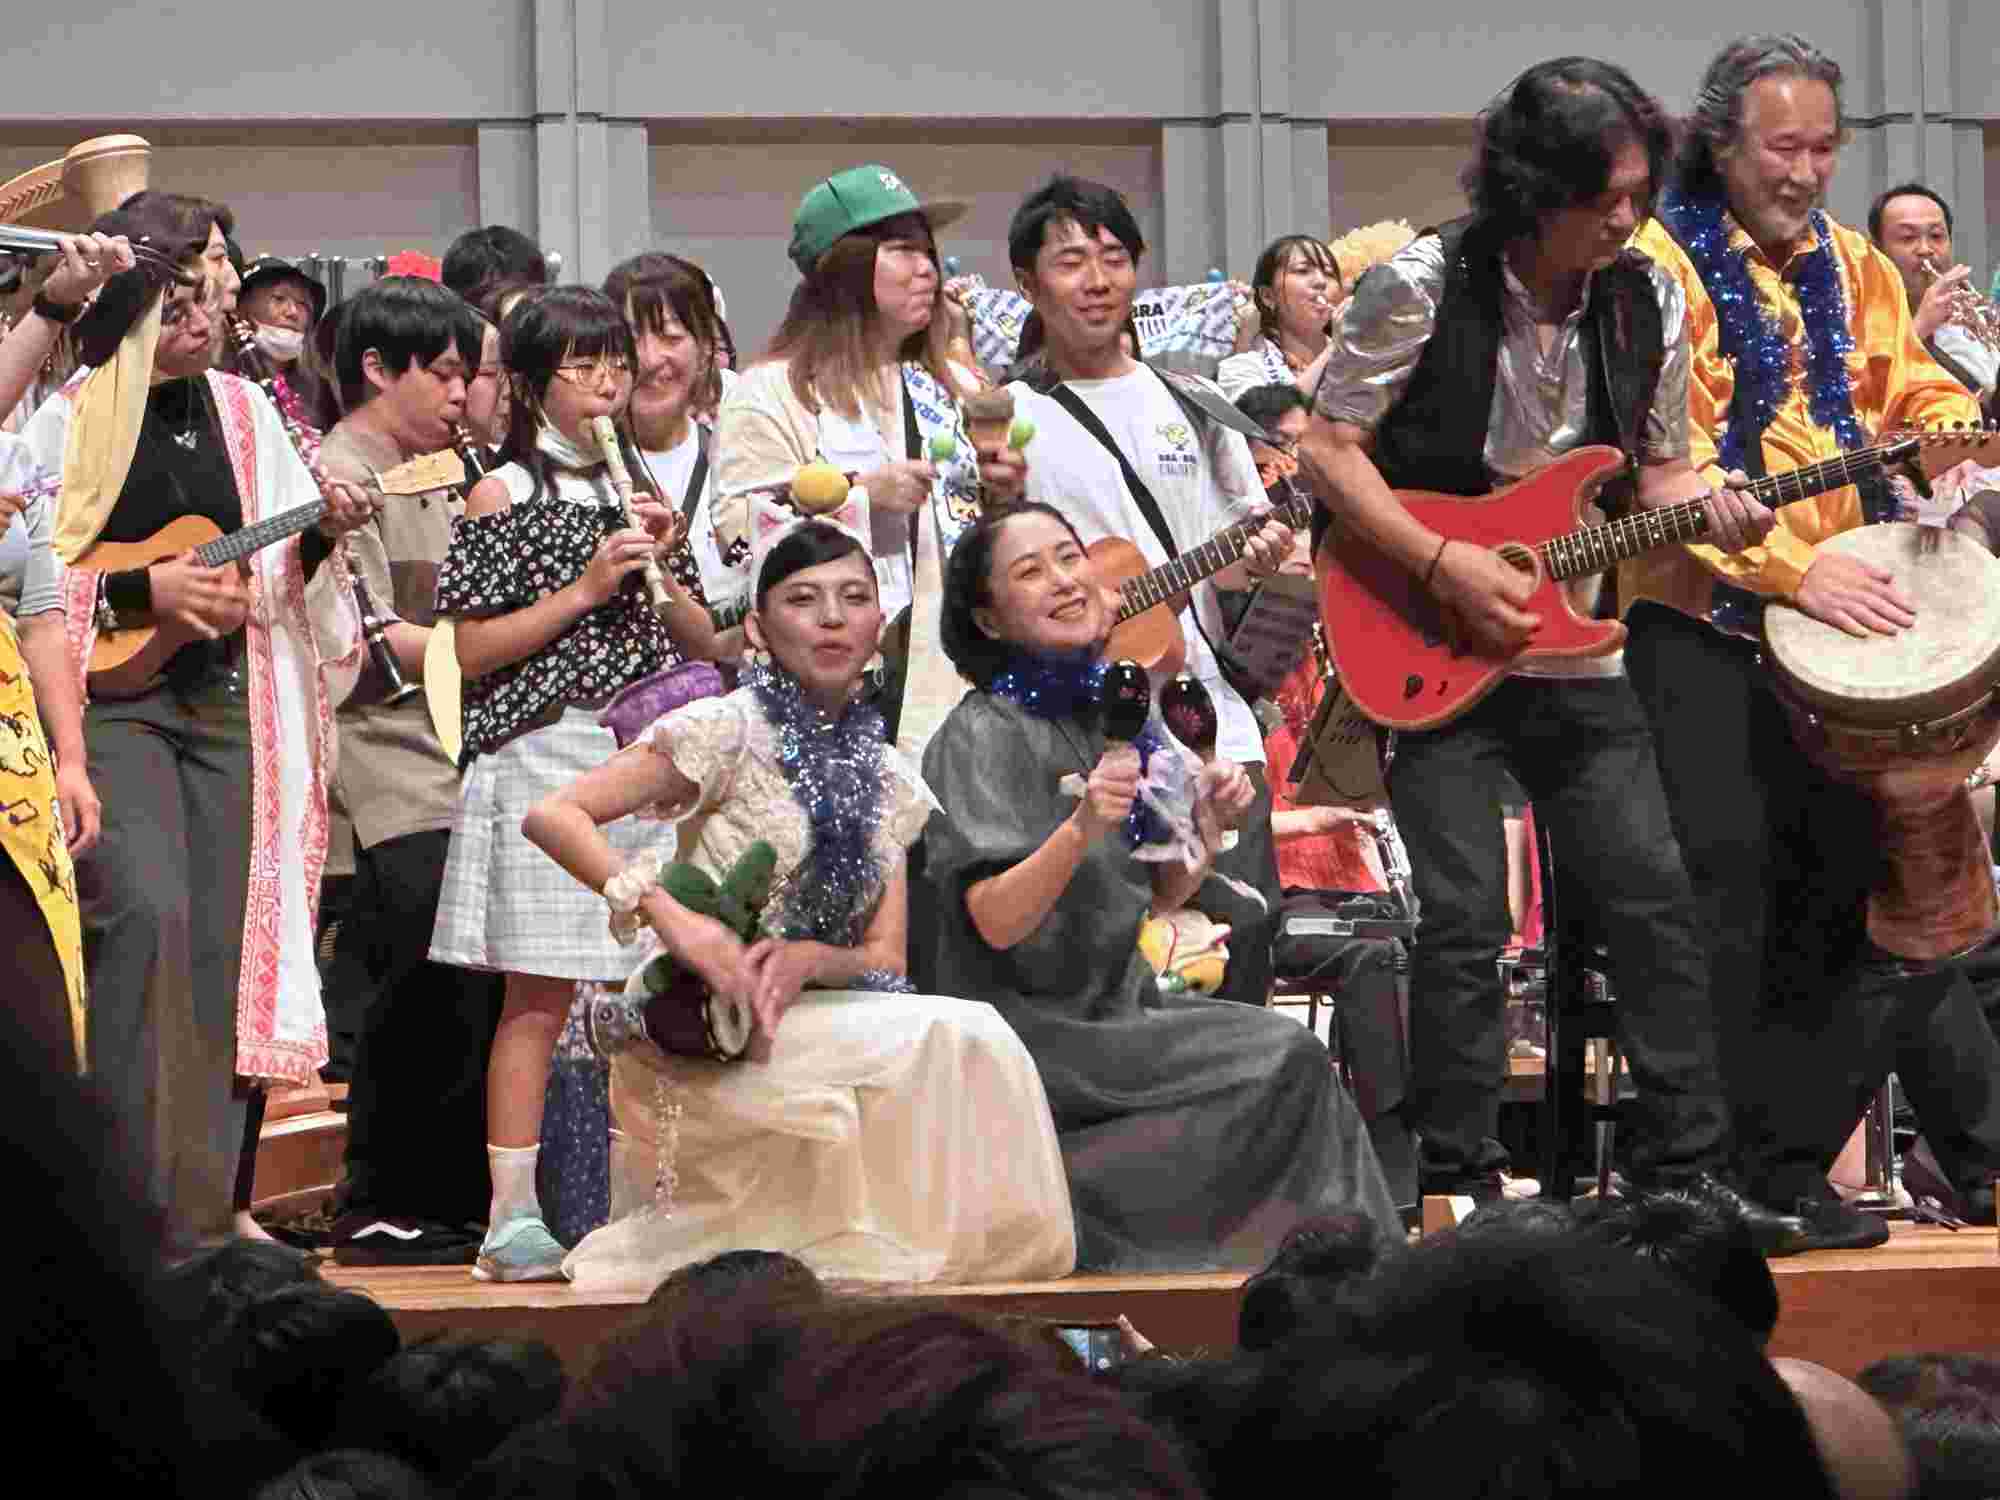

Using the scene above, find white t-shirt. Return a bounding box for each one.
[639,425,737,614]
[1009,365,1267,766]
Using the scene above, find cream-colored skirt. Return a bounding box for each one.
[563,988,1077,1291]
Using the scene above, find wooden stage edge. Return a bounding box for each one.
[323,1221,2000,1377]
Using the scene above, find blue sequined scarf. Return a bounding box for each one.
[744,659,909,993]
[988,649,1172,849]
[1656,189,1866,472]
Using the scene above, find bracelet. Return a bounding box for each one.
[30,292,83,326]
[603,853,664,945]
[1421,537,1451,590]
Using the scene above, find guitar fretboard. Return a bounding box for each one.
[192,497,328,568]
[1536,445,1903,581]
[1115,492,1313,622]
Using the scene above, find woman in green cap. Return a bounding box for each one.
[713,163,1027,762]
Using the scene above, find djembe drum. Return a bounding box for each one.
[1763,522,2000,961]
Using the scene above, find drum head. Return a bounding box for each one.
[708,993,753,1059]
[1763,523,2000,728]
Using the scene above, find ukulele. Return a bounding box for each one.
[1095,479,1315,678]
[81,447,465,698]
[1315,431,1997,731]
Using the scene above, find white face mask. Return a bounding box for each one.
[254,323,305,364]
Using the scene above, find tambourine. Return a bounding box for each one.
[624,952,753,1063]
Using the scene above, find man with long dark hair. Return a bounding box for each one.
[1300,58,1799,1243]
[1623,35,2000,1246]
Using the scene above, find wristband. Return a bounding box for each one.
[30,291,83,326]
[1421,537,1451,590]
[604,852,664,945]
[104,567,152,617]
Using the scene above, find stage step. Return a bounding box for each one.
[323,1222,2000,1378]
[251,1107,345,1217]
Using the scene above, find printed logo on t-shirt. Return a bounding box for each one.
[1155,420,1198,477]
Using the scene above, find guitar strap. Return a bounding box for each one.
[1047,373,1252,686]
[677,427,710,527]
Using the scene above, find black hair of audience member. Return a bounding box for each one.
[1219,1230,1834,1500]
[330,276,484,417]
[1102,1356,1263,1498]
[1859,1354,2000,1421]
[940,500,1090,689]
[217,1283,403,1450]
[334,1335,564,1480]
[1898,1407,2000,1500]
[1450,1194,1576,1240]
[251,1449,442,1500]
[496,285,637,470]
[1238,1214,1385,1352]
[1008,174,1147,273]
[154,1237,323,1365]
[528,1291,1205,1500]
[1580,1189,1780,1344]
[1462,56,1674,243]
[643,1247,822,1311]
[1234,381,1311,436]
[754,519,872,608]
[443,225,549,302]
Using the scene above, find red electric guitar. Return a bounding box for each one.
[1318,435,1955,731]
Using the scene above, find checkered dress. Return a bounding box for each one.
[430,707,664,980]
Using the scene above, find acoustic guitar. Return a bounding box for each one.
[1313,433,2000,731]
[1095,480,1315,678]
[81,447,464,698]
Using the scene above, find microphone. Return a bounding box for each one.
[1099,659,1152,743]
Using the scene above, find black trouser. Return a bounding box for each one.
[339,828,503,1226]
[1896,958,2000,1196]
[1625,602,1963,1206]
[1203,765,1282,1008]
[77,682,253,1241]
[1388,673,1729,1188]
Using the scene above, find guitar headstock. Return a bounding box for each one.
[1884,421,2000,478]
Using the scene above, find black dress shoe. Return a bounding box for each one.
[1672,1172,1810,1257]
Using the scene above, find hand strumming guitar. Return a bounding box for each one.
[149,551,251,642]
[1427,540,1540,654]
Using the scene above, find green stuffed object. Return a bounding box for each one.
[627,841,779,1062]
[656,839,779,943]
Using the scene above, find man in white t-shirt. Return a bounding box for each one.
[1003,175,1292,1008]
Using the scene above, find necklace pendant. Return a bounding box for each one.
[171,428,199,451]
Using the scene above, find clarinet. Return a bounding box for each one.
[449,421,489,490]
[227,316,415,703]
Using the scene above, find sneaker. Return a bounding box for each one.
[331,1211,480,1267]
[472,1217,569,1283]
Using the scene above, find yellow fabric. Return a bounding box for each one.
[52,295,161,564]
[0,618,84,1069]
[1621,214,1977,621]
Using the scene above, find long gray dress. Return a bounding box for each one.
[923,691,1400,1271]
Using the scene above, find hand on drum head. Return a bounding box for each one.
[1704,471,1775,555]
[1794,550,1918,637]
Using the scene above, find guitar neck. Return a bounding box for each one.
[1537,446,1893,582]
[192,497,328,569]
[1114,489,1312,622]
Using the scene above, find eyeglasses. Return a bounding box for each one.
[552,359,633,390]
[471,364,504,383]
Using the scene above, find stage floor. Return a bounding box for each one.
[322,1220,2000,1377]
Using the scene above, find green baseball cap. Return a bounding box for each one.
[788,164,967,275]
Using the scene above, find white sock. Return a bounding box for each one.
[487,1143,543,1228]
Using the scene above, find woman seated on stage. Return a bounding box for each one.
[1216,234,1344,403]
[521,500,1076,1290]
[922,503,1400,1271]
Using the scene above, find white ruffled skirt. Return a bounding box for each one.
[562,987,1078,1290]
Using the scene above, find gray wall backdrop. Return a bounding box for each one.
[2,0,1995,354]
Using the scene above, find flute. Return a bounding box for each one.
[587,413,676,617]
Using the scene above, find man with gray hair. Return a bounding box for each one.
[1621,33,2000,1250]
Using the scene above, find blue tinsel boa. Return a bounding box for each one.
[988,648,1171,849]
[1655,190,1864,473]
[743,657,913,992]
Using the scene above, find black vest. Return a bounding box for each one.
[1370,216,1666,509]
